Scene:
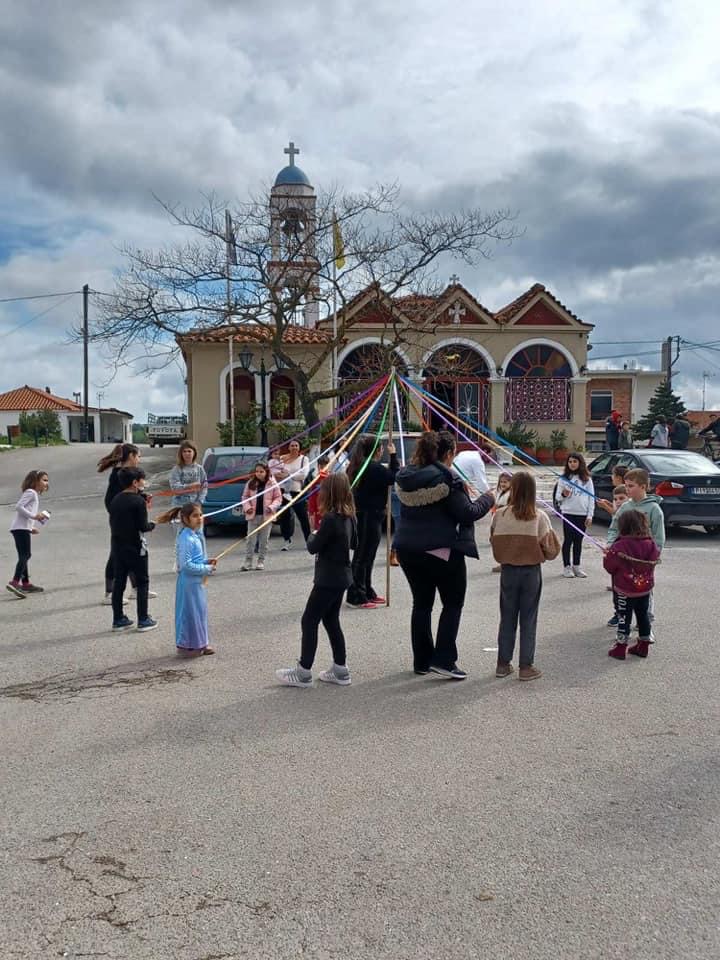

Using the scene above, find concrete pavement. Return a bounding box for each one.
[1,444,718,959]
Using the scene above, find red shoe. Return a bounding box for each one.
[628,640,650,658]
[360,601,379,609]
[608,642,627,660]
[369,595,386,604]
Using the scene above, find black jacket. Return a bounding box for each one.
[393,462,494,559]
[104,467,122,513]
[109,492,155,550]
[307,512,357,589]
[353,454,399,512]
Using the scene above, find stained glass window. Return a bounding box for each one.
[504,345,572,421]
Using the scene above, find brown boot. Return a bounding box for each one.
[495,660,514,678]
[518,665,542,681]
[390,549,399,567]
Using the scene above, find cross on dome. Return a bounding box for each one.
[284,141,300,166]
[449,273,460,285]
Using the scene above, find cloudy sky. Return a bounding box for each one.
[2,0,720,419]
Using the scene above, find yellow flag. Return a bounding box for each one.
[332,215,345,269]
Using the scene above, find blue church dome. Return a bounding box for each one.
[274,164,312,187]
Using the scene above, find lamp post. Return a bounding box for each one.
[238,349,289,447]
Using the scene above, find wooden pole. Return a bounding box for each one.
[385,367,395,606]
[82,284,89,442]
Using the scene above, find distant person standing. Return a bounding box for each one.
[649,416,669,448]
[618,420,633,449]
[670,413,690,450]
[605,412,620,451]
[169,441,208,508]
[452,448,490,497]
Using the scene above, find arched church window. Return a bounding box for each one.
[270,374,296,420]
[281,208,307,255]
[505,345,572,378]
[230,372,254,415]
[504,344,572,422]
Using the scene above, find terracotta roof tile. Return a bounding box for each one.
[178,323,332,345]
[494,283,588,326]
[0,386,80,412]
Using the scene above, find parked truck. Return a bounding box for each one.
[146,413,188,448]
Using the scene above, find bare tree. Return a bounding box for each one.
[89,185,519,427]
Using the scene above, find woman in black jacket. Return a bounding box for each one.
[395,430,495,679]
[346,435,399,607]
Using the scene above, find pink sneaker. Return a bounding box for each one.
[6,580,25,598]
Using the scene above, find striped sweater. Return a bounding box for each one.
[490,507,561,566]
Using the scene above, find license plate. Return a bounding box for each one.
[691,487,720,495]
[232,506,245,516]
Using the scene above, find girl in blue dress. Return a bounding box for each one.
[160,502,218,657]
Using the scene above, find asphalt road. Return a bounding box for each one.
[1,444,718,959]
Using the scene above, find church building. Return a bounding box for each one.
[179,145,596,455]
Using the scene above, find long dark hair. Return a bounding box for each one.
[97,443,139,472]
[411,430,456,467]
[156,501,203,525]
[617,509,650,538]
[247,461,270,491]
[347,436,376,484]
[563,451,590,483]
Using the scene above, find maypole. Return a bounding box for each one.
[385,366,395,606]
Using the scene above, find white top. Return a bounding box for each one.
[271,454,310,494]
[10,489,39,532]
[650,423,669,448]
[556,475,595,519]
[452,450,490,495]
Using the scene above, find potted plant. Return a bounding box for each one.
[496,422,538,464]
[535,437,552,465]
[550,428,569,465]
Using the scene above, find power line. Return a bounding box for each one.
[3,293,76,337]
[588,349,663,361]
[0,290,82,304]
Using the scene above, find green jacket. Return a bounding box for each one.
[607,494,665,550]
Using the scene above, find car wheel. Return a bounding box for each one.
[203,523,219,538]
[704,525,720,535]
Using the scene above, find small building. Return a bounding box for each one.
[584,369,665,451]
[0,385,133,444]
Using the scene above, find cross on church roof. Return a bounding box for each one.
[284,141,300,166]
[449,273,460,285]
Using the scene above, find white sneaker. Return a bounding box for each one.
[562,566,574,579]
[281,540,292,551]
[275,664,312,688]
[255,559,265,570]
[103,593,128,606]
[127,589,158,599]
[318,663,352,686]
[572,566,588,578]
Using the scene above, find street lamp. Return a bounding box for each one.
[238,349,284,447]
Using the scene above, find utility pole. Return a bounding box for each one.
[82,284,89,442]
[661,335,681,386]
[702,372,713,411]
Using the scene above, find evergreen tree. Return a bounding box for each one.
[633,379,687,441]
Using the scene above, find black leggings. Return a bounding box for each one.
[299,585,347,669]
[111,545,149,622]
[11,530,32,583]
[279,497,311,542]
[105,548,136,593]
[561,514,586,567]
[347,509,383,605]
[616,593,652,640]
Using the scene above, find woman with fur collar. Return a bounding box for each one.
[394,430,495,680]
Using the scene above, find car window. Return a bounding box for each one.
[589,454,613,475]
[615,453,638,468]
[641,452,720,475]
[208,454,258,483]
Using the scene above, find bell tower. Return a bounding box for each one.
[269,141,319,328]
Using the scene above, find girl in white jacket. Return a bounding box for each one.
[555,453,595,579]
[7,469,49,597]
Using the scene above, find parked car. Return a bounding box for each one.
[201,445,269,537]
[588,448,720,535]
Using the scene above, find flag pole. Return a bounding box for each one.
[385,367,395,606]
[226,210,235,446]
[332,248,338,395]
